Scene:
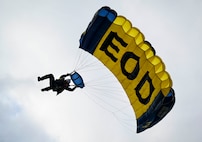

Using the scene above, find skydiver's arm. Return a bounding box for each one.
[60,73,71,79]
[66,86,77,91]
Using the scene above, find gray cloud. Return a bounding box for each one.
[0,78,56,142]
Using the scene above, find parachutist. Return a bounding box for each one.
[38,74,77,95]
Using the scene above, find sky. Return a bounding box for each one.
[0,0,202,142]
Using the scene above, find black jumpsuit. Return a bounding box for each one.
[39,74,76,95]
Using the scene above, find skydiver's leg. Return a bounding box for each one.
[48,75,55,88]
[38,74,55,81]
[38,74,55,92]
[41,87,52,91]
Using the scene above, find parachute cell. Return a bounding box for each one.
[79,6,175,133]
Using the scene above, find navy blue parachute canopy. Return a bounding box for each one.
[70,71,85,88]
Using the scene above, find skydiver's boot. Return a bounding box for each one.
[38,77,41,81]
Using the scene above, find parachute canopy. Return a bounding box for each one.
[79,6,175,133]
[70,71,85,88]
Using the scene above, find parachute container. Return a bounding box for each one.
[70,72,85,88]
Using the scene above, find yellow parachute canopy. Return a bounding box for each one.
[79,6,175,133]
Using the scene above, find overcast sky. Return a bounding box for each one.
[1,0,202,142]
